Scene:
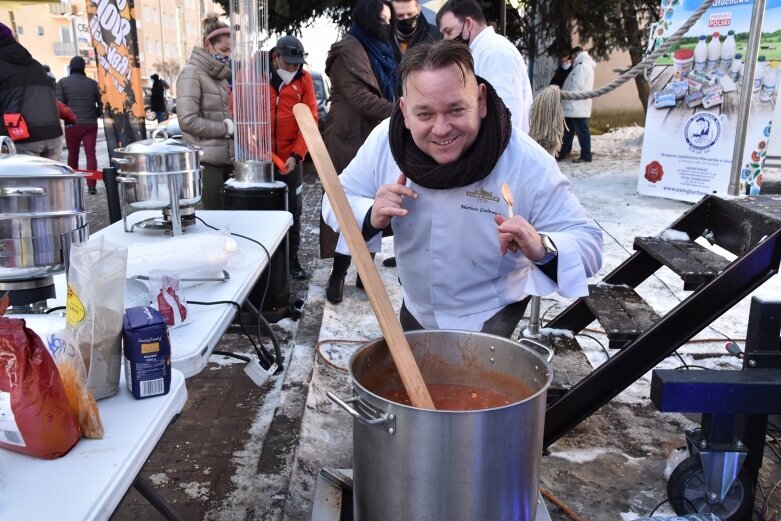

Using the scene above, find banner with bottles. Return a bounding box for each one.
[638,0,780,202]
[86,0,146,156]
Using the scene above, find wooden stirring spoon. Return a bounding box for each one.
[501,183,514,217]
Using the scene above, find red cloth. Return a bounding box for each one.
[65,124,98,188]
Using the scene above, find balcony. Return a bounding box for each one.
[53,41,77,56]
[48,3,77,16]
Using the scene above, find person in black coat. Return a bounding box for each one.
[0,23,63,159]
[56,56,103,193]
[549,52,573,88]
[391,0,440,64]
[150,73,169,123]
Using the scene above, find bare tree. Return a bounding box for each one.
[152,59,182,94]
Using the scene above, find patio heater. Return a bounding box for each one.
[222,0,290,321]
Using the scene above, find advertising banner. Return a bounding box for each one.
[86,0,146,156]
[638,0,780,202]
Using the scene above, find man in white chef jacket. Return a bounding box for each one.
[323,40,602,338]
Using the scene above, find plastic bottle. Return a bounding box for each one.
[693,35,708,72]
[729,53,743,81]
[719,30,736,73]
[754,55,767,91]
[706,32,721,73]
[760,61,778,101]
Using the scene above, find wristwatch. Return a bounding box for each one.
[533,234,558,265]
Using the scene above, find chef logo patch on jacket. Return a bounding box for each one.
[460,186,501,215]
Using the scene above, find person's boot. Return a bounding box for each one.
[326,254,351,304]
[355,253,375,291]
[289,254,307,280]
[382,256,397,268]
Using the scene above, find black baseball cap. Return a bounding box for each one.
[275,35,307,65]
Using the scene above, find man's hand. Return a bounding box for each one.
[494,214,546,260]
[282,157,297,174]
[370,174,418,229]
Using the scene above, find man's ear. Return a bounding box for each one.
[399,97,411,129]
[477,83,487,119]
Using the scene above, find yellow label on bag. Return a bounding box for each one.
[66,284,85,328]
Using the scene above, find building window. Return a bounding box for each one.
[36,26,44,36]
[156,40,161,53]
[146,38,152,53]
[16,26,23,36]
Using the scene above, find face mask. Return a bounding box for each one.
[371,22,392,42]
[213,53,231,67]
[277,66,297,85]
[397,14,419,36]
[562,63,571,71]
[454,21,471,46]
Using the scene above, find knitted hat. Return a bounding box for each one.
[70,55,85,72]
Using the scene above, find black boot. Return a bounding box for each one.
[355,253,375,290]
[290,254,307,280]
[326,254,351,304]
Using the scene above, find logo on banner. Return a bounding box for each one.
[708,12,732,27]
[644,161,665,183]
[684,112,722,152]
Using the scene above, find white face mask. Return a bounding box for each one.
[277,63,297,85]
[562,63,572,71]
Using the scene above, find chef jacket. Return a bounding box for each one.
[470,26,533,135]
[322,119,603,332]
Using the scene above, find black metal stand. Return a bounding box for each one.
[133,477,187,521]
[103,167,122,225]
[650,296,781,518]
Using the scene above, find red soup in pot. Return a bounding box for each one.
[381,383,532,411]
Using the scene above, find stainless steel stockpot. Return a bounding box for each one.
[113,129,203,209]
[329,330,553,521]
[0,137,89,280]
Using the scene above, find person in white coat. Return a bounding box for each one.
[558,46,596,163]
[436,0,533,135]
[322,40,603,337]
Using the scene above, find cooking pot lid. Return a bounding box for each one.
[0,137,83,178]
[117,128,202,155]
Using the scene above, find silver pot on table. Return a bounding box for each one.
[0,137,89,292]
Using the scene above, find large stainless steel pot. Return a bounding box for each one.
[0,137,89,281]
[329,330,553,521]
[113,129,202,209]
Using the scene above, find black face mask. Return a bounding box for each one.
[370,22,392,42]
[454,21,471,46]
[397,14,420,37]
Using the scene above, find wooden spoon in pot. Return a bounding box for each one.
[292,104,435,410]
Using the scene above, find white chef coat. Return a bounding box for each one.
[470,26,534,135]
[322,119,603,332]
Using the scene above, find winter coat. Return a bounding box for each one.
[56,72,102,125]
[561,51,596,118]
[150,78,167,112]
[176,47,233,165]
[391,18,440,64]
[321,34,396,258]
[0,40,62,143]
[270,67,318,163]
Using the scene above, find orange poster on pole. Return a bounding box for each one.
[86,0,146,154]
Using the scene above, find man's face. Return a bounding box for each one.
[393,0,420,20]
[438,12,467,41]
[400,63,487,165]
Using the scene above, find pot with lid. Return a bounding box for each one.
[0,137,89,291]
[112,128,203,210]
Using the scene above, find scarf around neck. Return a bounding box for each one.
[349,23,398,102]
[389,77,512,190]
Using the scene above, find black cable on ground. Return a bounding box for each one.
[576,333,611,362]
[212,350,251,363]
[46,305,66,314]
[257,310,284,372]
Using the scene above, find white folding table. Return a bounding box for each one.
[52,209,292,377]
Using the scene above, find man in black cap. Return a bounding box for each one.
[56,56,103,194]
[0,22,63,159]
[270,35,319,280]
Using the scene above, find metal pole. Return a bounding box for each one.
[499,0,507,36]
[727,0,766,196]
[158,0,166,75]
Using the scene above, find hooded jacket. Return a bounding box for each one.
[0,39,62,143]
[56,71,102,125]
[176,47,233,165]
[561,50,596,118]
[269,67,318,164]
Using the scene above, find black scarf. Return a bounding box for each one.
[389,77,512,190]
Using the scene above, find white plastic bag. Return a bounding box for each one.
[151,272,190,328]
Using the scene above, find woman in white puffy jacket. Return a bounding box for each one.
[558,47,596,163]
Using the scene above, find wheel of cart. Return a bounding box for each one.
[667,452,753,520]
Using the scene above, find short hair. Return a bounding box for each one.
[398,39,475,93]
[436,0,486,26]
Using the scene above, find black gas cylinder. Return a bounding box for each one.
[221,181,289,322]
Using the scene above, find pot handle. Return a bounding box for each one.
[115,176,138,184]
[518,338,554,363]
[152,128,170,140]
[326,392,396,432]
[0,186,46,197]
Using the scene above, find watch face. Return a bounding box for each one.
[541,234,557,254]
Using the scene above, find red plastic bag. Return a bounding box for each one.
[0,295,81,459]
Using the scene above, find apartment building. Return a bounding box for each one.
[1,0,224,92]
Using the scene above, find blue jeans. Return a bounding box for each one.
[558,117,591,161]
[155,111,167,123]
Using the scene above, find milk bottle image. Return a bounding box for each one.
[693,35,708,72]
[729,53,742,81]
[719,30,736,73]
[706,32,721,73]
[760,62,778,101]
[754,56,767,91]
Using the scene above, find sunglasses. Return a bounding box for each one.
[280,46,308,58]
